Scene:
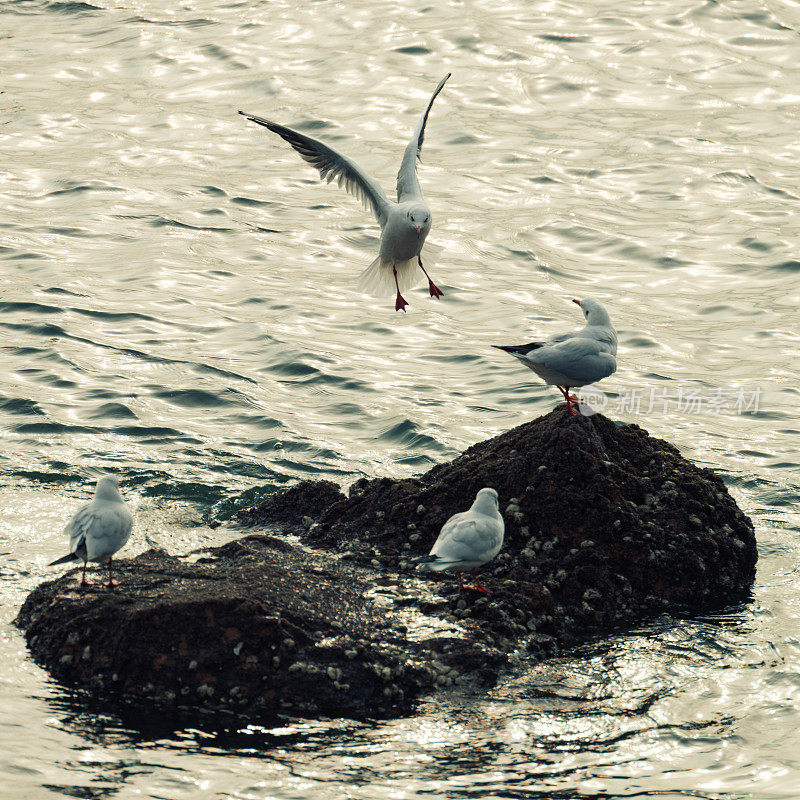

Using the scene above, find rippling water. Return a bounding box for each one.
[2,0,799,796]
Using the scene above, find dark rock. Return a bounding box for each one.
[16,539,493,720]
[16,408,757,722]
[233,479,345,528]
[306,409,757,639]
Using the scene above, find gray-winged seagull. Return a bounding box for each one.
[239,74,450,311]
[494,297,617,415]
[416,487,504,593]
[49,475,134,588]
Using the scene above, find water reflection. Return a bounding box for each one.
[26,585,798,799]
[2,0,800,795]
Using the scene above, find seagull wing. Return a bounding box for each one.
[547,330,581,345]
[494,342,546,358]
[239,112,392,225]
[528,336,617,382]
[64,502,95,556]
[396,74,450,203]
[581,324,617,354]
[83,505,133,560]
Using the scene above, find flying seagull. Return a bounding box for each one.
[416,487,504,593]
[49,475,134,588]
[494,297,617,415]
[239,73,450,311]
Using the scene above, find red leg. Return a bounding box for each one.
[393,266,408,312]
[471,568,490,594]
[558,386,578,415]
[106,558,119,589]
[417,256,443,299]
[457,571,465,591]
[565,386,580,413]
[79,562,93,587]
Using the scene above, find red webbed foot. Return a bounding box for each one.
[78,564,93,586]
[395,293,408,312]
[558,386,580,415]
[470,569,490,594]
[417,256,443,299]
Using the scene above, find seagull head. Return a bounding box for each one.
[473,487,500,515]
[573,297,612,327]
[407,205,431,238]
[95,474,123,501]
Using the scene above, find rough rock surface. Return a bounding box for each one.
[233,480,345,528]
[17,536,502,720]
[304,409,758,644]
[16,408,757,721]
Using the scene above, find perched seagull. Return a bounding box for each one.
[416,488,504,593]
[494,297,617,415]
[48,475,134,588]
[239,73,450,312]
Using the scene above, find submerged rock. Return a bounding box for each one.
[16,408,757,721]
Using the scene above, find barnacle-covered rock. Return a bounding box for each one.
[16,408,757,722]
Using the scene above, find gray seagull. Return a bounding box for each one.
[48,475,134,588]
[239,73,450,311]
[494,297,618,415]
[416,487,504,593]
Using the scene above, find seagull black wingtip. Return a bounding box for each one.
[494,343,543,355]
[48,552,78,566]
[239,111,274,130]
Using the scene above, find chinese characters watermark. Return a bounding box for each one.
[576,386,762,417]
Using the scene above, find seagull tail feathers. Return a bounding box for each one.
[48,552,78,566]
[414,555,458,573]
[356,256,423,298]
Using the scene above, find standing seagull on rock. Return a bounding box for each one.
[48,475,134,588]
[239,74,450,311]
[416,488,504,593]
[494,297,617,415]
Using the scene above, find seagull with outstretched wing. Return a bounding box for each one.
[239,73,450,311]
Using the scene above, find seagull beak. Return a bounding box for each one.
[416,226,421,234]
[572,298,581,306]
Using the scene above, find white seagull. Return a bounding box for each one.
[48,475,134,588]
[239,73,450,312]
[494,297,617,415]
[416,488,504,593]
